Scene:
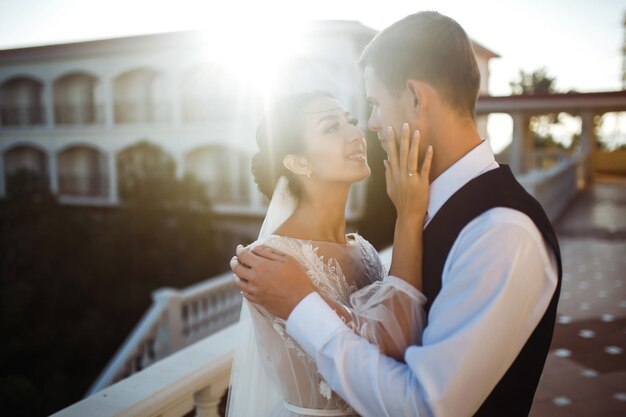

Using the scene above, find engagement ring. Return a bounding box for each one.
[408,171,417,176]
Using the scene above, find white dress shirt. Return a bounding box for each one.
[286,141,559,417]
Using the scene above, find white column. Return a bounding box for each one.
[0,151,5,197]
[579,110,596,182]
[102,77,114,128]
[510,112,532,175]
[230,150,239,199]
[48,150,58,194]
[170,72,181,127]
[108,151,118,204]
[152,288,185,355]
[194,375,230,417]
[43,80,54,128]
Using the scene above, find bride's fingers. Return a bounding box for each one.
[383,159,392,194]
[421,145,434,182]
[399,123,410,175]
[408,130,420,176]
[386,126,399,174]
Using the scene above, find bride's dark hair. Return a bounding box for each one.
[252,91,333,200]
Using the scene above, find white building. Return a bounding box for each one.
[0,22,498,234]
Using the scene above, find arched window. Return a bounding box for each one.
[53,72,102,124]
[57,146,108,196]
[184,146,250,204]
[113,68,168,123]
[0,77,45,126]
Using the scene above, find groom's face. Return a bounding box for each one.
[364,65,414,158]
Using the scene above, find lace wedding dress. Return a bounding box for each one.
[227,231,426,417]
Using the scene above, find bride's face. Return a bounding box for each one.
[300,97,370,184]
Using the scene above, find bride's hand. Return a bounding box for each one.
[384,123,433,222]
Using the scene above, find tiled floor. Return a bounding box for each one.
[529,176,626,417]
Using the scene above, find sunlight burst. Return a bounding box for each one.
[197,14,305,96]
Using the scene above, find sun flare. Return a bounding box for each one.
[197,14,306,96]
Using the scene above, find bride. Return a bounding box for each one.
[227,91,432,417]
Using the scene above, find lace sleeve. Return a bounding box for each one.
[346,277,426,361]
[346,236,427,362]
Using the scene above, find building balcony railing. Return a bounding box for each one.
[0,105,46,126]
[114,101,171,124]
[54,104,105,125]
[86,272,242,396]
[52,323,238,417]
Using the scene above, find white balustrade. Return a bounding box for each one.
[518,150,589,221]
[52,324,238,417]
[87,271,242,396]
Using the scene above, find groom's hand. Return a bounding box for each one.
[230,245,315,320]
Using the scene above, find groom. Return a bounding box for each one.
[232,11,561,417]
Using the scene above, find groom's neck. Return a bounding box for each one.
[427,112,482,182]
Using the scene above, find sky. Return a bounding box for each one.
[0,0,623,96]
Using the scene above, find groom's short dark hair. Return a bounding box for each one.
[359,11,481,119]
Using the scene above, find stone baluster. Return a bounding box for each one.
[0,152,5,197]
[510,112,533,175]
[579,110,596,184]
[194,375,230,417]
[152,288,185,357]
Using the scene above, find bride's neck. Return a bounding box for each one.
[285,184,349,244]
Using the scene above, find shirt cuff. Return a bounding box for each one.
[286,292,349,357]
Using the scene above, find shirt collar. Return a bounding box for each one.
[426,140,498,224]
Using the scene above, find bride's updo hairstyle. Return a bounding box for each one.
[252,91,332,200]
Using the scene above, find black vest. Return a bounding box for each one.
[422,165,562,417]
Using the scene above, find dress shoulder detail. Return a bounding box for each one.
[254,235,358,305]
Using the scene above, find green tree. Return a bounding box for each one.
[5,168,56,204]
[509,68,581,150]
[117,140,212,209]
[1,143,224,416]
[509,67,557,95]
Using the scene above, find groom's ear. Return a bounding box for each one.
[406,80,432,115]
[283,154,311,177]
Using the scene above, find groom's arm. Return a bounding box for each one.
[286,209,558,417]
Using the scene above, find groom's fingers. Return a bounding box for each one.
[230,257,252,281]
[236,245,261,268]
[233,274,257,300]
[252,245,285,261]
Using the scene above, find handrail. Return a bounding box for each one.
[87,271,242,396]
[518,149,589,221]
[53,324,239,417]
[86,299,167,395]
